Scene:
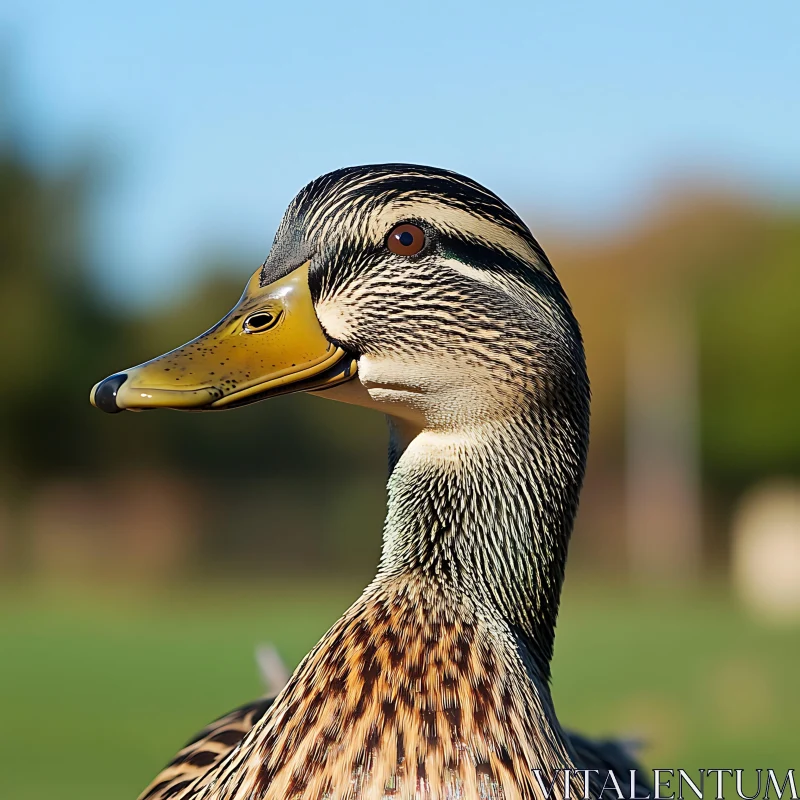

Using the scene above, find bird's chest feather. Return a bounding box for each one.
[203,584,569,800]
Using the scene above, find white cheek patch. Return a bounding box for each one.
[315,301,441,399]
[314,298,355,343]
[358,354,437,393]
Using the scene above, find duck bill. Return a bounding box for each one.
[90,262,357,413]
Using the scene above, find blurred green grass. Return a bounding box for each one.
[0,579,797,800]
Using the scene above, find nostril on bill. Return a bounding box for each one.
[93,373,127,414]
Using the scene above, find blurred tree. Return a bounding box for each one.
[555,192,799,571]
[0,124,113,479]
[698,211,800,486]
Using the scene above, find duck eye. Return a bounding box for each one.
[386,223,425,256]
[244,310,280,333]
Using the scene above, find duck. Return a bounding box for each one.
[91,164,649,800]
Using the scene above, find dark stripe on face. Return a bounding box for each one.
[436,235,568,309]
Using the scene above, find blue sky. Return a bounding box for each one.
[2,0,798,305]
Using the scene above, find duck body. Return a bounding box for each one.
[92,165,648,800]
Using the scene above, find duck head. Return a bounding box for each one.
[91,163,587,442]
[91,164,591,677]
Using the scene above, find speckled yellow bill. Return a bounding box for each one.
[90,263,357,413]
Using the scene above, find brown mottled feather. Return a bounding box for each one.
[141,701,647,800]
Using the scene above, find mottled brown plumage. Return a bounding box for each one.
[184,579,572,799]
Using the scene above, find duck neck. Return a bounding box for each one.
[377,408,587,681]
